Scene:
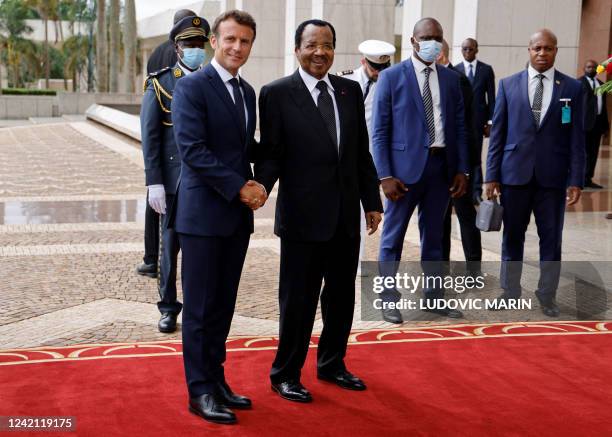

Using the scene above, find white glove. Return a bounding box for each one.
[147,184,166,215]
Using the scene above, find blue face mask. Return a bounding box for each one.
[181,47,206,70]
[415,39,442,63]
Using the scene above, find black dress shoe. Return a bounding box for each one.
[271,380,312,403]
[539,299,560,317]
[381,307,403,324]
[158,312,177,333]
[136,263,157,278]
[585,181,603,189]
[318,369,366,391]
[189,394,236,425]
[217,382,251,409]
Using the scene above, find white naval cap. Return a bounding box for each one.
[358,39,396,64]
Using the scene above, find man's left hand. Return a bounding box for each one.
[566,186,581,206]
[450,173,468,198]
[365,211,382,235]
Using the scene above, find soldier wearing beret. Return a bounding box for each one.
[140,15,210,333]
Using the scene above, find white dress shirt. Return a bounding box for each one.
[299,67,341,149]
[211,57,248,126]
[412,56,445,147]
[588,76,603,115]
[528,65,555,126]
[463,59,478,78]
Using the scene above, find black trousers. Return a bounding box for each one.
[179,229,250,397]
[270,229,360,384]
[585,128,603,183]
[158,194,182,316]
[143,193,160,265]
[442,185,482,268]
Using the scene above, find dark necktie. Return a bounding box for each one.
[468,64,474,84]
[229,77,246,136]
[363,79,372,101]
[316,81,338,149]
[532,73,544,126]
[422,67,436,147]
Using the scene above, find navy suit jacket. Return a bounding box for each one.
[455,60,496,128]
[372,59,469,184]
[486,69,585,189]
[170,63,256,236]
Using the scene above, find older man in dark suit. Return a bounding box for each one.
[171,10,266,425]
[255,19,383,403]
[579,59,609,189]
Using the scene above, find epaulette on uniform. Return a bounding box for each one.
[142,66,172,92]
[337,69,353,76]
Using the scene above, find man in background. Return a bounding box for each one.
[455,38,495,205]
[437,40,482,275]
[580,59,609,189]
[338,39,395,275]
[136,9,197,279]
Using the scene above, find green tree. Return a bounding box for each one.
[26,0,59,88]
[95,0,107,91]
[0,0,35,88]
[63,34,88,91]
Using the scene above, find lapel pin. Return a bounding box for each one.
[555,80,560,85]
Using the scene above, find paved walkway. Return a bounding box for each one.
[0,121,610,349]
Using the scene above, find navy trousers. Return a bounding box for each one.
[499,177,566,298]
[157,193,182,316]
[178,229,250,397]
[379,151,450,299]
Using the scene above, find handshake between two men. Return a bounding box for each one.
[239,180,268,211]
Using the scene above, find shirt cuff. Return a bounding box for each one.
[380,176,393,181]
[487,120,492,125]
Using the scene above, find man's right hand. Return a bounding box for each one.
[381,177,408,201]
[148,184,166,215]
[484,182,501,200]
[239,180,267,210]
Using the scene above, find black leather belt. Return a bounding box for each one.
[429,147,446,156]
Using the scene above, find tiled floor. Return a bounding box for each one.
[0,121,610,349]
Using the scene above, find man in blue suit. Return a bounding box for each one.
[170,10,266,425]
[372,18,470,324]
[455,38,496,204]
[485,29,585,318]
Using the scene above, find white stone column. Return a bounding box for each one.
[284,0,297,75]
[312,0,324,19]
[401,0,423,60]
[452,0,478,65]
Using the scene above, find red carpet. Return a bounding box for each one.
[1,321,612,436]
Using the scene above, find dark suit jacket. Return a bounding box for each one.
[447,63,480,167]
[579,75,609,133]
[455,60,496,128]
[255,69,383,242]
[486,69,585,189]
[147,40,177,74]
[170,63,256,236]
[140,64,182,193]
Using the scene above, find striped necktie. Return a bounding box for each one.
[532,74,544,126]
[422,67,436,147]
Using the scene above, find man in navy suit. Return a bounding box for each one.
[485,29,585,318]
[372,18,469,324]
[455,38,496,204]
[171,10,266,425]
